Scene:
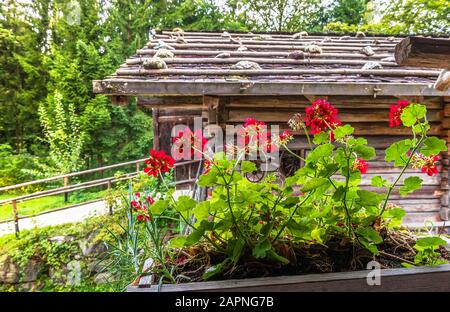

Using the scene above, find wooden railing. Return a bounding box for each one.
[0,158,199,235]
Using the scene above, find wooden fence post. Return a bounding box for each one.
[136,162,140,173]
[12,200,19,236]
[107,180,113,215]
[64,176,69,202]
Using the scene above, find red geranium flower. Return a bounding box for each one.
[421,155,439,176]
[353,158,368,174]
[238,118,274,154]
[278,130,294,145]
[410,153,440,176]
[389,100,409,127]
[137,214,151,222]
[172,127,208,160]
[304,99,341,134]
[146,196,155,204]
[144,149,175,177]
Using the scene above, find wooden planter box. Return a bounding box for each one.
[127,264,450,292]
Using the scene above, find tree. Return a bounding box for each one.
[39,91,86,174]
[325,0,369,26]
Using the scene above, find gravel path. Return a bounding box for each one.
[0,190,194,237]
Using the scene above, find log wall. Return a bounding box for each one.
[140,94,448,224]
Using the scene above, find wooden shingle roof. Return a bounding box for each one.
[93,31,450,97]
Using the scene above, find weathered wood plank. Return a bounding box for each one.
[226,108,441,123]
[128,264,450,292]
[93,79,450,97]
[116,68,439,78]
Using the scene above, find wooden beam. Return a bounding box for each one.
[395,36,450,69]
[93,79,450,97]
[115,68,438,77]
[135,49,392,59]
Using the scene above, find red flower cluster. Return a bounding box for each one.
[278,130,294,145]
[353,158,369,174]
[172,127,208,160]
[422,156,439,176]
[238,118,276,154]
[389,100,409,127]
[411,153,439,176]
[130,192,155,222]
[304,99,341,134]
[243,118,266,131]
[144,149,175,177]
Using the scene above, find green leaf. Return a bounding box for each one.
[197,171,218,187]
[252,239,272,258]
[356,227,383,244]
[267,250,290,264]
[357,190,383,207]
[371,176,388,187]
[401,104,426,127]
[353,145,375,160]
[313,132,329,145]
[420,137,447,156]
[383,207,406,228]
[193,201,210,222]
[307,143,334,163]
[415,236,447,249]
[240,160,257,173]
[203,258,232,280]
[385,139,412,166]
[332,186,346,201]
[168,236,187,248]
[301,177,329,192]
[333,124,354,140]
[319,163,339,178]
[185,228,205,246]
[311,227,325,243]
[399,176,422,196]
[176,196,197,212]
[150,199,169,215]
[231,239,245,264]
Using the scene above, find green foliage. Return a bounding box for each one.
[399,177,422,196]
[153,103,445,275]
[407,236,449,267]
[0,213,122,291]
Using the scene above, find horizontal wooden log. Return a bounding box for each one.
[159,31,403,41]
[331,172,440,186]
[223,122,442,136]
[403,212,442,224]
[136,49,391,59]
[395,36,450,69]
[226,108,441,123]
[226,95,443,109]
[116,68,439,77]
[147,42,394,52]
[93,79,450,97]
[124,57,398,67]
[151,38,396,48]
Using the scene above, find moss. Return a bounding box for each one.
[0,212,126,292]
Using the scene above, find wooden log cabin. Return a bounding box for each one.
[93,31,450,225]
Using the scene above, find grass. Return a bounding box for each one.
[0,189,108,221]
